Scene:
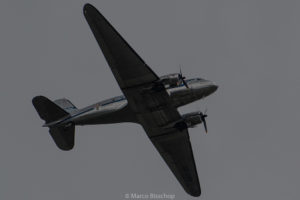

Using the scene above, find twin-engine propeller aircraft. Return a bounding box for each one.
[32,4,218,197]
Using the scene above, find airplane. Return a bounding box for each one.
[32,3,218,197]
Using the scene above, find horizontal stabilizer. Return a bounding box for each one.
[50,125,75,151]
[32,96,69,123]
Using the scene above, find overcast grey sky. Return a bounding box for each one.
[1,0,300,199]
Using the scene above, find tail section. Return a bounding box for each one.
[32,96,75,151]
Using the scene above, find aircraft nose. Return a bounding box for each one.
[210,83,218,93]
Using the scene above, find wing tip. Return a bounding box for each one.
[83,3,93,16]
[183,185,201,197]
[188,189,201,197]
[83,3,94,11]
[83,3,106,24]
[83,3,98,16]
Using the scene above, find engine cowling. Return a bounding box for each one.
[159,73,181,87]
[174,111,208,133]
[182,112,203,128]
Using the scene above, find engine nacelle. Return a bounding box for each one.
[163,110,208,133]
[182,112,203,128]
[159,73,182,87]
[172,111,203,131]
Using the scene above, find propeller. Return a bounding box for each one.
[199,111,208,133]
[178,67,189,88]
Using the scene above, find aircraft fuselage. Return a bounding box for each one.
[68,78,218,126]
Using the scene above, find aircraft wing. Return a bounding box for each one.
[83,4,200,196]
[83,4,159,89]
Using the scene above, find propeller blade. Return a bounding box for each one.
[178,72,185,80]
[183,79,189,88]
[178,67,188,88]
[200,112,208,133]
[203,118,208,133]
